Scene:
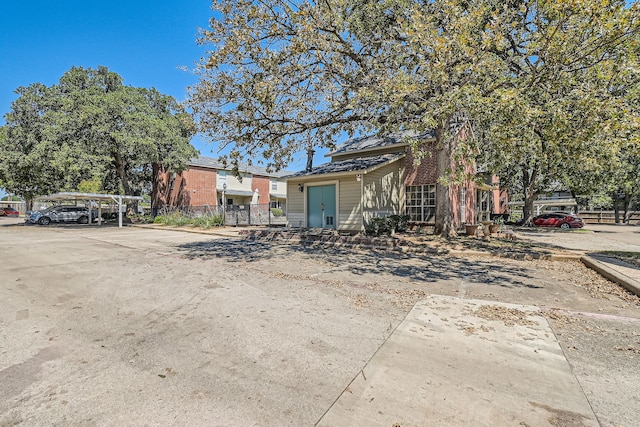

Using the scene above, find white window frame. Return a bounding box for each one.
[405,184,436,222]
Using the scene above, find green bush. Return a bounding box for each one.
[365,214,411,236]
[173,213,192,226]
[388,214,410,232]
[270,208,283,217]
[153,212,223,229]
[365,216,391,236]
[153,212,189,226]
[191,215,224,229]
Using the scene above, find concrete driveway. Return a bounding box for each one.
[516,223,640,252]
[1,224,639,426]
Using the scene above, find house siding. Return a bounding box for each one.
[338,179,362,231]
[152,159,290,212]
[286,181,305,228]
[362,162,403,225]
[332,145,405,162]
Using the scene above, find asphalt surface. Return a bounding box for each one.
[516,223,640,253]
[1,220,639,426]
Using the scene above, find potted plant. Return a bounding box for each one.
[465,224,480,236]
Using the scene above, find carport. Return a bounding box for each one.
[37,192,144,228]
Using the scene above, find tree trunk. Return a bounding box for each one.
[433,122,457,238]
[114,151,137,213]
[523,191,537,226]
[521,167,538,226]
[623,193,632,224]
[613,193,620,224]
[571,190,579,214]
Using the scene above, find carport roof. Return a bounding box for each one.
[36,192,143,202]
[36,192,144,228]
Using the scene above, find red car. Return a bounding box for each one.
[533,212,584,229]
[1,207,20,217]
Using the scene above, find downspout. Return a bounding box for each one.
[360,173,365,231]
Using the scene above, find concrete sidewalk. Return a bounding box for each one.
[582,254,640,297]
[317,295,598,427]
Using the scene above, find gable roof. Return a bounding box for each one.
[286,153,404,179]
[189,155,292,178]
[328,130,435,157]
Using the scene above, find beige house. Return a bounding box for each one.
[285,131,503,232]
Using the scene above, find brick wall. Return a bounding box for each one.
[152,165,218,208]
[400,138,482,227]
[403,144,438,186]
[252,175,271,205]
[181,167,218,206]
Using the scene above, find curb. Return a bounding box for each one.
[130,223,243,238]
[239,229,582,262]
[581,255,640,297]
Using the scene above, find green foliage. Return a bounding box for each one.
[153,213,224,228]
[270,207,283,217]
[77,178,102,194]
[0,66,198,203]
[190,0,639,234]
[191,215,225,228]
[364,214,410,236]
[365,217,391,236]
[471,0,639,222]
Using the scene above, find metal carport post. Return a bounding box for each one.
[36,192,144,228]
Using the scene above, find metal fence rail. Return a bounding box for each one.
[155,204,287,226]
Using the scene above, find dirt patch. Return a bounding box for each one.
[567,264,640,306]
[470,305,537,327]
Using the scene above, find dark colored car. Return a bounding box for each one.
[532,212,584,229]
[1,207,20,217]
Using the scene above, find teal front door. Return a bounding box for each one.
[307,185,336,228]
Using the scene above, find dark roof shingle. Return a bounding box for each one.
[188,156,292,178]
[287,154,404,179]
[329,130,435,157]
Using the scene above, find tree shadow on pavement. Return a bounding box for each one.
[176,239,543,290]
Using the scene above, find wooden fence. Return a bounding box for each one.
[578,210,640,225]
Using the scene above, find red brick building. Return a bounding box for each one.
[153,156,289,213]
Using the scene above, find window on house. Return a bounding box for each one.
[227,198,233,206]
[405,184,436,222]
[270,201,281,209]
[271,179,277,190]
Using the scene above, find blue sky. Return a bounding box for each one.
[0,0,320,197]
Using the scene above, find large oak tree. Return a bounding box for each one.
[189,0,638,234]
[0,66,197,207]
